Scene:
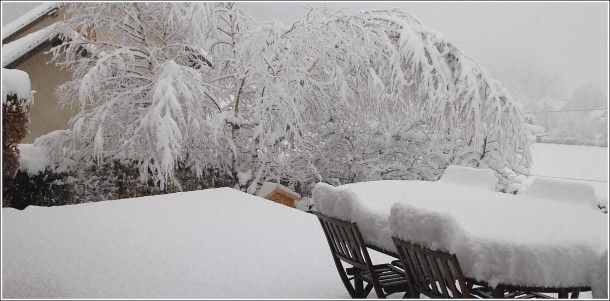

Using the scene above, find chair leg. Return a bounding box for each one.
[363,284,373,298]
[490,285,505,298]
[354,278,364,298]
[558,292,569,299]
[402,285,419,299]
[333,258,357,298]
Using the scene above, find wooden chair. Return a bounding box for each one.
[315,212,410,298]
[481,283,590,299]
[392,236,476,298]
[392,237,589,299]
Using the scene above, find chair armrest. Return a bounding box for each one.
[390,260,404,270]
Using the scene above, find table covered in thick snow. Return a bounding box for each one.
[312,166,608,298]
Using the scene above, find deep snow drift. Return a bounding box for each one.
[1,188,394,298]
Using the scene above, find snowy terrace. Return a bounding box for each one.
[1,143,608,298]
[2,188,362,298]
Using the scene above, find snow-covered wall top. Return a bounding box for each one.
[437,165,498,191]
[2,68,32,102]
[2,23,59,68]
[2,3,59,40]
[520,177,598,209]
[1,187,372,298]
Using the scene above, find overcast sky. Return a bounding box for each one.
[2,1,608,97]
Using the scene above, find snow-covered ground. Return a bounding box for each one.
[2,188,365,298]
[2,143,607,298]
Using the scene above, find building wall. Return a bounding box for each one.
[14,45,75,143]
[6,6,75,143]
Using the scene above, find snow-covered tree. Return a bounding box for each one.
[48,3,224,190]
[267,8,533,191]
[45,3,532,196]
[534,83,608,146]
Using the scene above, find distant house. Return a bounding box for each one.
[2,3,75,143]
[256,182,301,208]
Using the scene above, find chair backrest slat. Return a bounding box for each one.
[405,246,426,289]
[393,236,471,299]
[341,224,364,263]
[418,251,441,296]
[316,213,369,270]
[440,258,460,297]
[429,255,451,297]
[329,223,347,256]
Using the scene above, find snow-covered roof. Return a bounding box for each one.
[2,22,59,68]
[2,2,59,41]
[256,182,301,199]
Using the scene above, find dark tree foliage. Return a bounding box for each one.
[2,94,31,207]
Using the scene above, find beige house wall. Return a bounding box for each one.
[14,45,75,143]
[5,5,75,143]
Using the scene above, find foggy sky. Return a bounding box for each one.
[2,1,608,98]
[239,1,608,98]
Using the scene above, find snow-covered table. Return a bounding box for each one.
[312,166,608,298]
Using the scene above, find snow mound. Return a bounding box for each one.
[312,180,425,253]
[389,202,458,253]
[520,177,598,209]
[2,68,32,102]
[3,187,397,298]
[296,197,314,212]
[438,165,498,191]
